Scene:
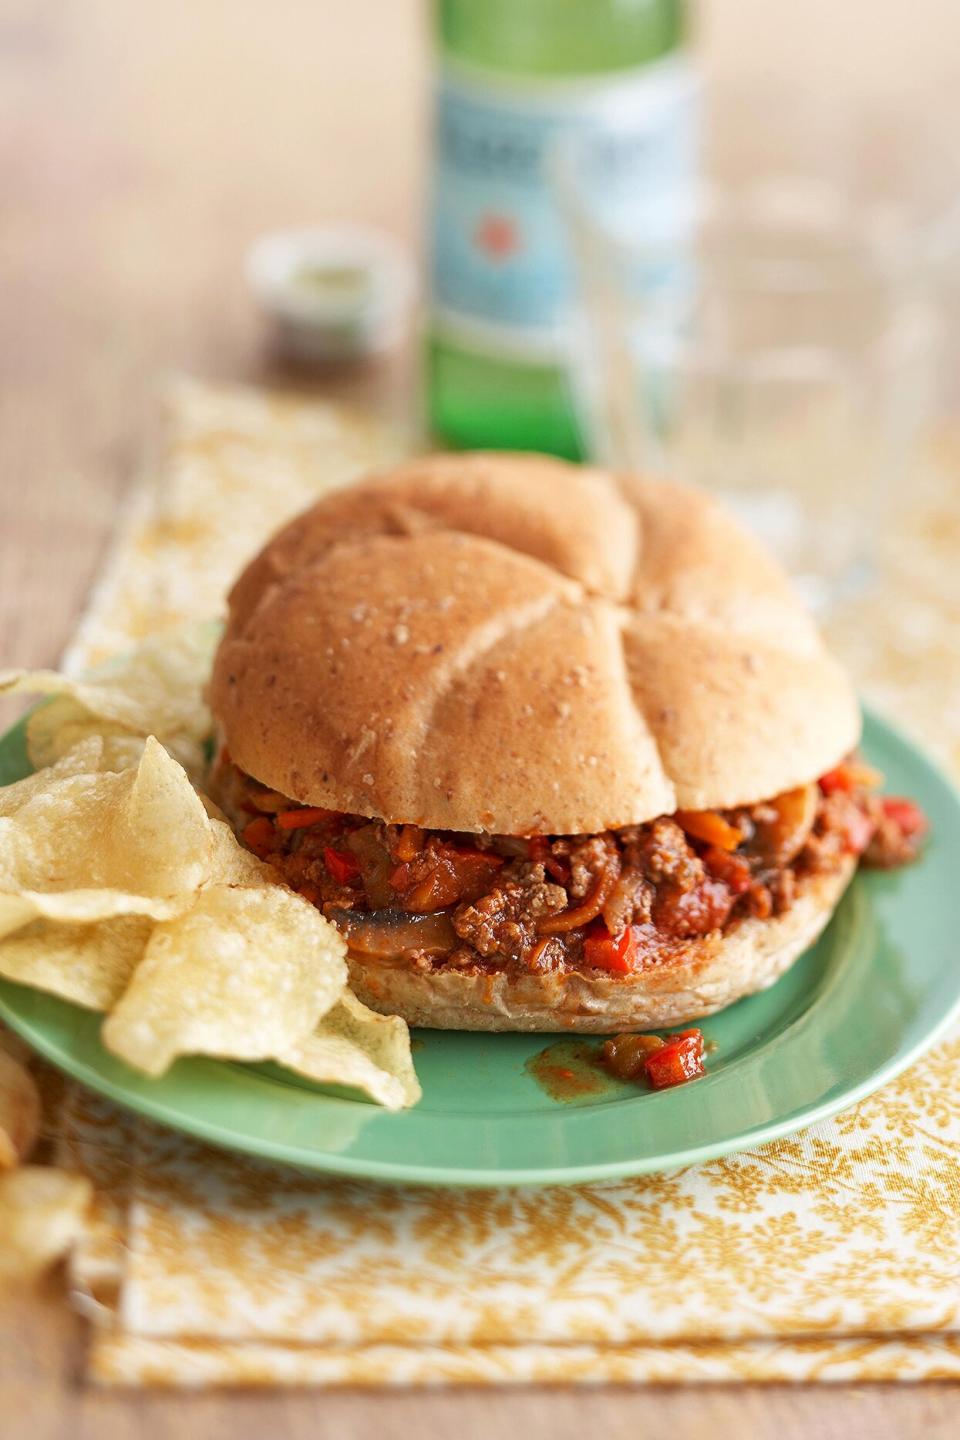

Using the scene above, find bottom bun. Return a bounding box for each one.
[347,859,856,1033]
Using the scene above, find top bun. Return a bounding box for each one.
[210,453,860,835]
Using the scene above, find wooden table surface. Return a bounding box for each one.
[1,1,958,1434]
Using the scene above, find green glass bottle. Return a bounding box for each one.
[427,0,695,458]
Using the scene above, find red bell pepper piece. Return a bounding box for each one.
[241,816,275,858]
[644,1029,705,1089]
[819,760,882,796]
[880,796,927,838]
[323,846,361,884]
[702,845,752,895]
[583,926,639,974]
[820,766,853,795]
[276,806,335,831]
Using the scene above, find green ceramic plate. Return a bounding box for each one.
[1,708,958,1188]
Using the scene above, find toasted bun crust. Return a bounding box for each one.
[346,859,856,1032]
[210,452,860,834]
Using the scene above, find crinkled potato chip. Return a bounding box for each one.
[0,650,424,1106]
[0,737,213,938]
[0,1167,92,1286]
[206,815,271,884]
[40,724,149,775]
[0,1049,41,1169]
[282,989,422,1110]
[102,883,347,1077]
[0,621,219,780]
[0,736,113,819]
[0,672,143,736]
[26,703,148,776]
[0,889,171,936]
[0,916,153,1011]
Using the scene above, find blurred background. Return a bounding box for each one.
[2,0,960,669]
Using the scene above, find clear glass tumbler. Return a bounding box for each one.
[556,92,951,608]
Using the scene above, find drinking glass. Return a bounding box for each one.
[556,90,954,608]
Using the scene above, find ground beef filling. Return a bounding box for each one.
[214,757,924,979]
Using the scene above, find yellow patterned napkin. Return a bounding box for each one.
[44,379,960,1385]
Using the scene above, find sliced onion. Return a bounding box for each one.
[537,856,620,935]
[748,785,818,866]
[344,825,395,908]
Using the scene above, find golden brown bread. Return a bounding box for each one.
[211,452,860,834]
[346,860,856,1032]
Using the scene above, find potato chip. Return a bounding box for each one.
[206,815,271,884]
[282,989,421,1110]
[102,882,347,1077]
[0,637,424,1107]
[0,621,219,780]
[0,672,142,736]
[0,738,213,938]
[0,916,153,1011]
[0,736,113,819]
[0,1167,92,1285]
[45,727,149,775]
[25,702,147,776]
[0,1048,41,1169]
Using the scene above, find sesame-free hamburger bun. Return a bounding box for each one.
[209,453,862,1032]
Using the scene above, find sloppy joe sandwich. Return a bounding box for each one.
[208,453,923,1032]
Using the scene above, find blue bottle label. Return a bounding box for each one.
[430,54,699,362]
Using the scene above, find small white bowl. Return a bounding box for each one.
[246,225,416,362]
